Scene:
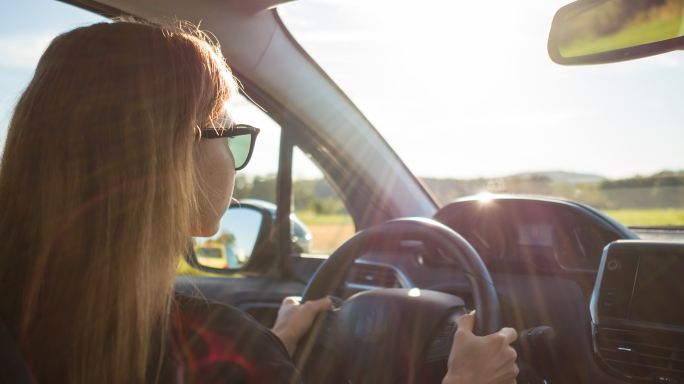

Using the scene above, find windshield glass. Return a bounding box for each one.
[279,0,684,228]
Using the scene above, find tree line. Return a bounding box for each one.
[423,170,684,209]
[232,170,684,213]
[233,174,347,215]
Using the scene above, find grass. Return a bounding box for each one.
[561,17,682,57]
[295,211,353,225]
[603,208,684,227]
[176,258,241,277]
[296,211,355,254]
[305,223,356,254]
[299,209,684,254]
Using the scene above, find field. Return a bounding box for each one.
[298,210,684,253]
[295,211,355,254]
[603,208,684,227]
[299,209,684,254]
[176,259,229,277]
[561,17,681,57]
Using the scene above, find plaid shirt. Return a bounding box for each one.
[161,296,300,384]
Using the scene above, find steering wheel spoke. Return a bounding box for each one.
[313,306,340,351]
[425,315,460,363]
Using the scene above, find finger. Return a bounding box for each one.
[320,297,334,310]
[309,297,333,312]
[491,361,519,383]
[484,327,517,346]
[283,296,301,305]
[456,310,476,334]
[492,346,518,370]
[496,327,518,345]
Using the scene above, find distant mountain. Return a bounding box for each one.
[652,170,684,177]
[506,171,606,184]
[421,169,684,207]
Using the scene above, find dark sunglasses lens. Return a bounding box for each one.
[227,134,252,169]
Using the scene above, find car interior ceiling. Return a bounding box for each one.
[9,1,683,384]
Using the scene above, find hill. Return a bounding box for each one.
[232,169,684,212]
[422,169,684,208]
[508,171,606,184]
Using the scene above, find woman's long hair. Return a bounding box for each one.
[0,20,235,383]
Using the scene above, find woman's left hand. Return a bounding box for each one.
[271,296,333,356]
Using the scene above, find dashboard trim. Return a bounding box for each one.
[345,259,414,291]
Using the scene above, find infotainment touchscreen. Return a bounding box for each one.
[629,253,684,326]
[593,241,684,383]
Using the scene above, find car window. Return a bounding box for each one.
[279,0,684,228]
[229,95,281,203]
[292,146,354,255]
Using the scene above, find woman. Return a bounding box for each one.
[0,20,518,383]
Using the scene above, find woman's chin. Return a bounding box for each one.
[191,222,220,238]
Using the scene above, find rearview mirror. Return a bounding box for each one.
[548,0,684,65]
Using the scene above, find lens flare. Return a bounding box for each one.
[475,192,494,203]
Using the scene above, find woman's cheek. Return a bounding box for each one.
[224,170,236,209]
[220,142,236,207]
[192,140,236,237]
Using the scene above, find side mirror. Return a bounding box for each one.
[185,203,273,274]
[548,0,684,65]
[291,214,313,254]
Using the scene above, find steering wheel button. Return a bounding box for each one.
[607,259,621,271]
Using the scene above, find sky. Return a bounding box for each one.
[278,0,684,179]
[0,1,105,147]
[2,0,683,181]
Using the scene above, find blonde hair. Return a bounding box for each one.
[0,20,235,383]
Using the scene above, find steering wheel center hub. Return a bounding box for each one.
[331,288,466,383]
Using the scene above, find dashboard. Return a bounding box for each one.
[345,195,637,296]
[432,195,637,273]
[341,195,651,383]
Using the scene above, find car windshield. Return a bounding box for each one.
[279,0,684,228]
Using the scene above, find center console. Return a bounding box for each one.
[591,240,684,383]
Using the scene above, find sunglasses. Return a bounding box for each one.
[200,124,260,170]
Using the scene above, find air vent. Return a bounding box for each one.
[596,327,684,381]
[346,263,401,289]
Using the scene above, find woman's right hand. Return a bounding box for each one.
[442,311,519,384]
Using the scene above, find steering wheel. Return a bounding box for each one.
[293,217,501,384]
